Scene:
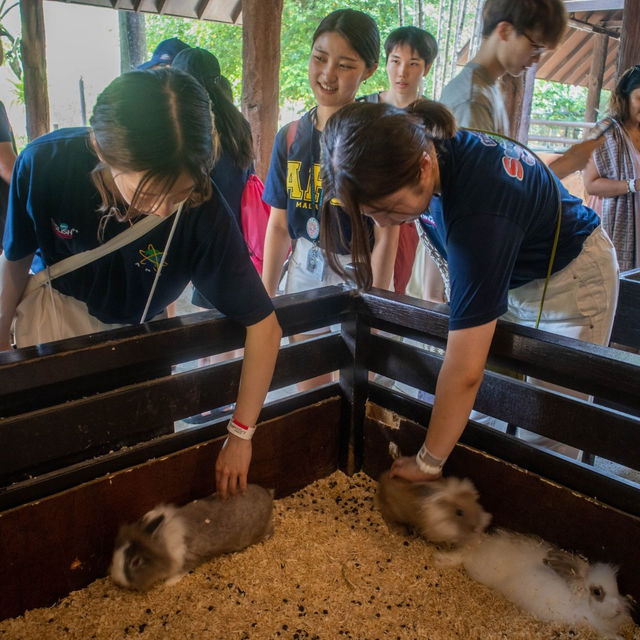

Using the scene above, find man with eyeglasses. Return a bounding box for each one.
[439,0,566,136]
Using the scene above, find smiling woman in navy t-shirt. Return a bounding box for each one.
[0,68,282,498]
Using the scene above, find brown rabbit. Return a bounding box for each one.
[110,484,274,591]
[376,471,491,546]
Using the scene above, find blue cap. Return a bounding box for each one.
[138,38,190,70]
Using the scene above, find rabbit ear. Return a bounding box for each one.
[543,549,589,585]
[143,514,165,536]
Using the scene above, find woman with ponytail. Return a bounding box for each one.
[320,99,618,480]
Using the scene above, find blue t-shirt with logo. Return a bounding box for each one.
[263,108,372,254]
[419,129,599,331]
[3,127,273,326]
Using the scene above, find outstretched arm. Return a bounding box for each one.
[391,319,497,481]
[215,310,282,498]
[0,253,33,351]
[371,224,400,290]
[261,207,291,297]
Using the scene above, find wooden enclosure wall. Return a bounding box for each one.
[1,283,639,622]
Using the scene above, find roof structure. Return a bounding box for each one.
[538,1,622,90]
[47,0,243,24]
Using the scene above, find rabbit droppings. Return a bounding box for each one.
[436,528,633,639]
[111,484,274,591]
[376,471,492,546]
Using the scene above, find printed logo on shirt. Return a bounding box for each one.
[473,132,498,148]
[286,160,322,211]
[420,212,437,228]
[51,219,79,240]
[135,244,167,273]
[502,156,524,181]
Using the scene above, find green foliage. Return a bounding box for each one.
[145,0,439,111]
[0,0,22,101]
[532,79,588,121]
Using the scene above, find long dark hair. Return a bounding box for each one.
[312,9,380,70]
[90,67,215,225]
[320,99,456,289]
[172,47,254,170]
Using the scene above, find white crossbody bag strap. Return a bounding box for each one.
[22,213,168,298]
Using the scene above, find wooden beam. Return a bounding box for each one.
[564,0,624,10]
[617,0,640,76]
[156,0,168,14]
[195,0,210,20]
[241,0,283,181]
[585,33,608,121]
[20,0,50,141]
[567,17,620,38]
[229,0,242,23]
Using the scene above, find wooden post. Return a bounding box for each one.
[585,33,608,123]
[241,0,283,182]
[20,0,50,141]
[118,10,147,73]
[617,0,640,76]
[518,65,536,145]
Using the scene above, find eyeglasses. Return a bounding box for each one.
[521,32,546,57]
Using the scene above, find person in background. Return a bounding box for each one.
[0,69,281,497]
[583,65,640,273]
[138,37,190,70]
[320,100,618,480]
[172,46,257,424]
[0,42,17,254]
[440,0,566,136]
[360,26,438,295]
[360,26,437,108]
[261,9,398,391]
[0,100,16,254]
[172,47,254,269]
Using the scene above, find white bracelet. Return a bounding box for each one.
[628,178,637,193]
[415,443,447,474]
[227,418,256,440]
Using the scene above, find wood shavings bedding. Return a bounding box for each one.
[1,471,638,640]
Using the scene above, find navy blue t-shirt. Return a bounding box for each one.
[263,108,371,254]
[3,127,273,326]
[419,130,599,331]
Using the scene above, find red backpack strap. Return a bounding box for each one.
[285,119,299,155]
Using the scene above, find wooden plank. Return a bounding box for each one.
[618,0,640,75]
[19,0,50,141]
[359,289,640,407]
[338,315,370,473]
[241,0,283,181]
[0,286,353,416]
[367,383,640,516]
[565,1,624,11]
[611,268,640,348]
[0,386,342,512]
[585,33,609,121]
[362,415,640,617]
[364,332,640,470]
[0,398,342,621]
[0,332,351,484]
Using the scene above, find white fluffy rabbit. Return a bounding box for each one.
[436,529,632,639]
